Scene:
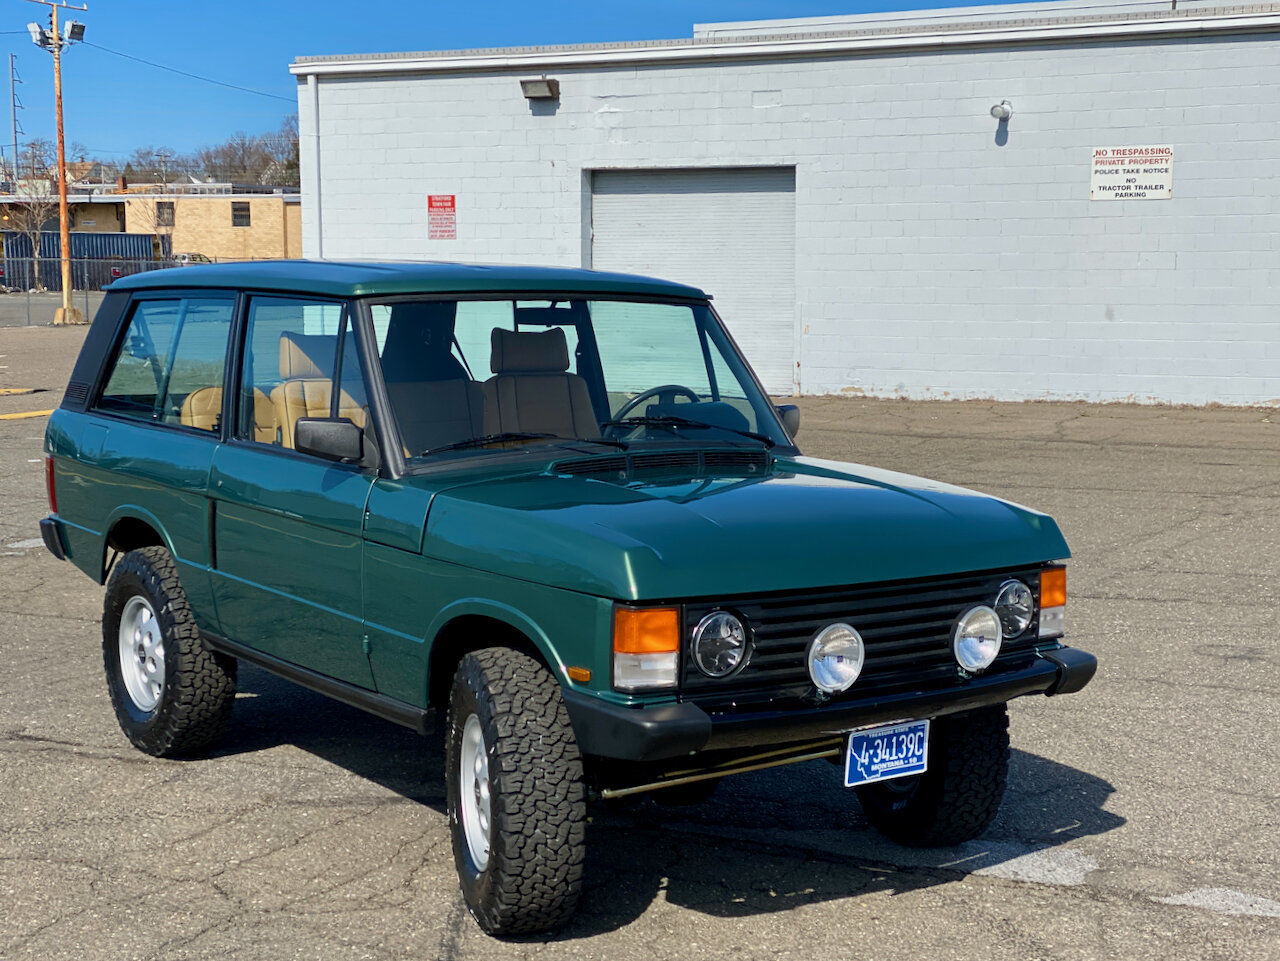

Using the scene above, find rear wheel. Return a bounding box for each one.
[445,648,586,936]
[856,704,1009,846]
[102,546,237,757]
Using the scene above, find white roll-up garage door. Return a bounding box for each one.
[590,167,797,396]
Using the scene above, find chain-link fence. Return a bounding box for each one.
[0,257,170,327]
[0,256,252,327]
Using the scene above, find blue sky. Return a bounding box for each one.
[5,0,1026,162]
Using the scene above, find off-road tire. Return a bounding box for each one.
[856,704,1009,846]
[446,648,586,936]
[102,546,237,757]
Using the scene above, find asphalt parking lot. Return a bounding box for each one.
[1,324,1277,960]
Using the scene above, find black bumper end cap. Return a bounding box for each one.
[1041,647,1097,696]
[39,518,67,561]
[561,688,711,762]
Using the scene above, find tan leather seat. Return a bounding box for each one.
[387,380,484,453]
[481,327,597,438]
[180,386,276,442]
[379,303,484,453]
[270,332,367,449]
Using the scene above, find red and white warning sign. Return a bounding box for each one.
[1090,146,1173,201]
[428,194,456,239]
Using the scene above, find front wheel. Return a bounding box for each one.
[856,704,1009,847]
[102,546,237,757]
[445,648,586,936]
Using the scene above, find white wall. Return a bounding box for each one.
[300,32,1280,405]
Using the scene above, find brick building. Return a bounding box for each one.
[291,0,1280,405]
[121,194,303,261]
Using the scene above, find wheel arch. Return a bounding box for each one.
[101,507,173,582]
[425,600,566,712]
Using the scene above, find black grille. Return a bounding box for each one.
[681,566,1045,706]
[552,449,769,481]
[64,382,89,405]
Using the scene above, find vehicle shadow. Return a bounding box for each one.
[219,666,1124,939]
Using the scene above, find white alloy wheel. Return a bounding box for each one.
[459,713,492,871]
[118,595,165,712]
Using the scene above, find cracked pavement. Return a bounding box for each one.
[1,326,1277,959]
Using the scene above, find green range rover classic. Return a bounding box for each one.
[41,260,1096,936]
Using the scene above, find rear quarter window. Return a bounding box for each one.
[96,296,235,430]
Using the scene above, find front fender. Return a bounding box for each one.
[425,597,569,676]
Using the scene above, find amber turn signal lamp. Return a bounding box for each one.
[566,666,591,683]
[1040,567,1066,609]
[612,607,680,654]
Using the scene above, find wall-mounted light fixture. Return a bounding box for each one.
[520,76,560,101]
[990,100,1013,121]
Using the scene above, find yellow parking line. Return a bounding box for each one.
[0,388,40,396]
[0,409,53,420]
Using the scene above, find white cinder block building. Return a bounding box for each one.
[291,0,1280,405]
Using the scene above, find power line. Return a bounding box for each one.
[82,41,294,103]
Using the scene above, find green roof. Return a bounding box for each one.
[109,259,708,299]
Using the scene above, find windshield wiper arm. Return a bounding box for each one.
[422,432,631,456]
[600,415,775,449]
[422,432,560,455]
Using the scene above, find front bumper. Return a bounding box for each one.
[563,645,1097,762]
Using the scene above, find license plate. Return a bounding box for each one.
[844,719,930,788]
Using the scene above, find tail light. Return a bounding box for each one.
[45,456,57,514]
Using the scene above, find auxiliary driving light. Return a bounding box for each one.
[952,605,1003,673]
[807,623,865,693]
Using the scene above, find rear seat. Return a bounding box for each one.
[179,386,276,442]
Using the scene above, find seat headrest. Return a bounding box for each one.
[279,331,346,379]
[490,327,570,374]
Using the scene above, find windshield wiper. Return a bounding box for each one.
[422,432,560,455]
[422,432,630,456]
[600,415,775,449]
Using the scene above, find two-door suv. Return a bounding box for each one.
[41,261,1096,935]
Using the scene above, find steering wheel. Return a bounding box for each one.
[612,384,701,421]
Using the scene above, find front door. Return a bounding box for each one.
[209,294,376,688]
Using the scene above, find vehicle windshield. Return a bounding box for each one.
[365,297,790,461]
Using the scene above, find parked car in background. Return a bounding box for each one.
[40,260,1096,937]
[170,252,212,267]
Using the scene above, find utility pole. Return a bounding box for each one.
[26,0,87,325]
[7,56,20,188]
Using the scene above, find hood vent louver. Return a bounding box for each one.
[553,449,769,481]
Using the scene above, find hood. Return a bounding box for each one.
[423,455,1069,600]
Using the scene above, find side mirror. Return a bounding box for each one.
[775,404,801,439]
[295,417,363,462]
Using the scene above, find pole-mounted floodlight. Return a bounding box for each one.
[24,0,89,325]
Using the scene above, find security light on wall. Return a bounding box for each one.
[990,100,1013,121]
[520,77,560,100]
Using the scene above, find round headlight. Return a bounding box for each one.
[952,605,1003,673]
[807,623,865,693]
[692,611,748,678]
[994,579,1034,638]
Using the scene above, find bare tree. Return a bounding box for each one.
[8,139,59,290]
[123,195,174,259]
